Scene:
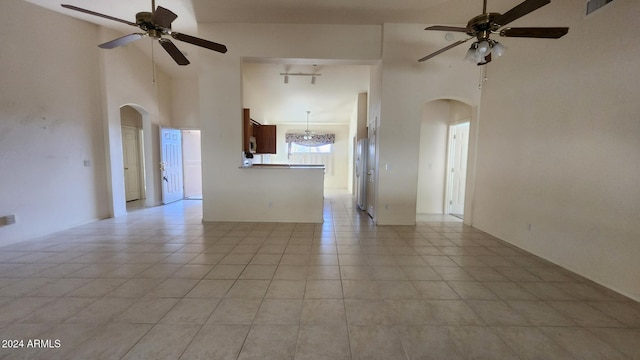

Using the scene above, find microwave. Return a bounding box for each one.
[249,136,257,153]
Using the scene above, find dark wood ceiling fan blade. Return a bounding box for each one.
[425,25,468,32]
[171,32,228,53]
[418,38,471,62]
[500,27,569,38]
[61,4,137,27]
[98,33,146,49]
[152,6,178,29]
[494,0,550,27]
[159,39,190,65]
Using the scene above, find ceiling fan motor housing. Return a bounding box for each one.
[136,12,153,28]
[135,11,170,37]
[467,12,502,40]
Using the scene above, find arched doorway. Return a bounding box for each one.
[416,99,477,223]
[120,106,145,210]
[106,104,162,217]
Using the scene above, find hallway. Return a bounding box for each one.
[0,192,638,359]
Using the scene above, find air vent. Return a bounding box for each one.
[586,0,614,15]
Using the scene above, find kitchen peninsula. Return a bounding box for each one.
[239,109,325,223]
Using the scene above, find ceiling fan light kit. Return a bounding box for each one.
[464,39,506,64]
[61,2,227,66]
[419,0,569,65]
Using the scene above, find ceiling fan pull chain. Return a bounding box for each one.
[151,40,157,85]
[478,65,488,89]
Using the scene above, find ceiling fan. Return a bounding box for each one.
[61,0,227,66]
[418,0,568,65]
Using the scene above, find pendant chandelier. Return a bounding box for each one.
[303,111,313,140]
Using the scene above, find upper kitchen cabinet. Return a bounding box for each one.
[243,108,276,154]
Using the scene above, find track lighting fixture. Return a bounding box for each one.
[280,72,321,84]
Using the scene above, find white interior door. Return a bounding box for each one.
[446,122,470,216]
[160,128,184,204]
[122,126,141,202]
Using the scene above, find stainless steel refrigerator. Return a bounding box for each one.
[355,138,368,211]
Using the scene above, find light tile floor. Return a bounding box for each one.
[0,192,639,359]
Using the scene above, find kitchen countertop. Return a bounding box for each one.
[240,164,325,169]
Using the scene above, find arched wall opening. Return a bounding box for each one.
[416,98,479,225]
[107,104,161,217]
[120,106,146,209]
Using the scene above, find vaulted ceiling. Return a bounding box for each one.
[22,0,525,125]
[25,0,503,27]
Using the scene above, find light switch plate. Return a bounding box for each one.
[1,215,16,226]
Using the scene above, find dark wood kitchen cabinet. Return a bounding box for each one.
[254,125,276,154]
[243,108,276,154]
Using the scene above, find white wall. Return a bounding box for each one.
[375,23,481,225]
[182,130,203,198]
[416,100,449,214]
[450,100,472,123]
[100,27,173,214]
[473,0,640,301]
[0,0,108,245]
[172,77,200,129]
[197,23,381,222]
[241,63,370,126]
[120,106,143,128]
